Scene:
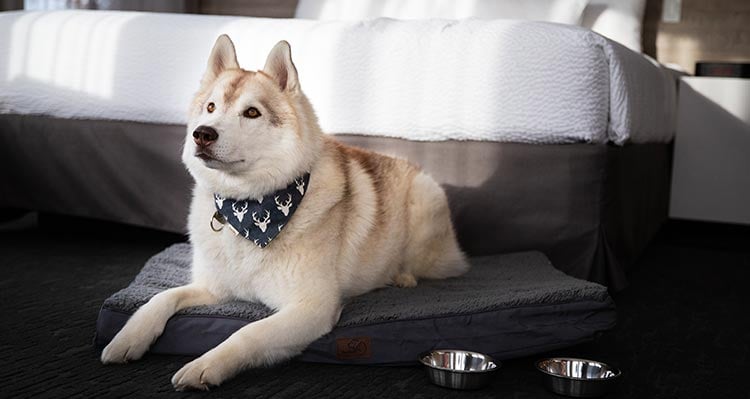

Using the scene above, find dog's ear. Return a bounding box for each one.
[202,34,239,87]
[263,41,299,94]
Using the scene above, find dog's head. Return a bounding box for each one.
[182,35,321,198]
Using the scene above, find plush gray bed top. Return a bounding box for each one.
[103,243,610,328]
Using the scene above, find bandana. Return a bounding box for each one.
[211,173,310,248]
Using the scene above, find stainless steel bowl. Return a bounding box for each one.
[536,357,621,397]
[419,349,500,390]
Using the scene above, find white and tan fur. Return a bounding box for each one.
[101,35,468,390]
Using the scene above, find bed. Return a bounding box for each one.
[0,2,677,291]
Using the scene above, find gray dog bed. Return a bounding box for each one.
[95,244,615,364]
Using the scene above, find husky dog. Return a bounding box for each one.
[101,35,468,390]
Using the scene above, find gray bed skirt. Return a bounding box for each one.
[0,114,672,290]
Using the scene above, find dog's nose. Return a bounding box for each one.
[193,126,219,147]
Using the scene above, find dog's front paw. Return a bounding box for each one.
[100,332,152,364]
[392,272,417,288]
[172,356,229,391]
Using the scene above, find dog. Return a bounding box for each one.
[101,35,468,390]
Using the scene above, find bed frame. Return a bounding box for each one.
[0,114,672,290]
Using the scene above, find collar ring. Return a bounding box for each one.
[210,211,226,232]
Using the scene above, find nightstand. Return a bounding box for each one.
[669,77,750,225]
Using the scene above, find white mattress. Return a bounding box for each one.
[0,11,676,144]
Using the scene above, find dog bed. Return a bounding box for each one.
[95,244,616,364]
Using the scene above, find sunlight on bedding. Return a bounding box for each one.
[0,10,674,145]
[295,0,588,25]
[6,11,138,99]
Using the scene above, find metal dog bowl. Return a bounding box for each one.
[536,357,621,397]
[419,349,500,390]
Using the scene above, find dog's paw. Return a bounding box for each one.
[100,332,151,364]
[392,272,417,288]
[171,357,227,391]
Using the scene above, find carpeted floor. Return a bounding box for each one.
[1,214,748,398]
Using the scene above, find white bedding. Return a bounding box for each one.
[0,11,676,144]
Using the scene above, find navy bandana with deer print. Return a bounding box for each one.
[212,173,310,248]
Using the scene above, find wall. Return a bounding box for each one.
[0,0,22,11]
[196,0,296,18]
[644,0,750,74]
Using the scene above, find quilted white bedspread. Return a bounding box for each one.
[0,11,676,144]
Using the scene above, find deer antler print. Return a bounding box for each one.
[295,177,306,195]
[214,194,225,209]
[252,210,271,232]
[232,201,249,222]
[275,193,293,216]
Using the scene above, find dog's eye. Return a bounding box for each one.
[244,107,261,119]
[206,102,215,113]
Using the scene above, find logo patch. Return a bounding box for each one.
[336,337,372,360]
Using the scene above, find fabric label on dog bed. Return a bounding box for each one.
[336,337,372,360]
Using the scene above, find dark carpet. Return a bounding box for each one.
[1,214,748,398]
